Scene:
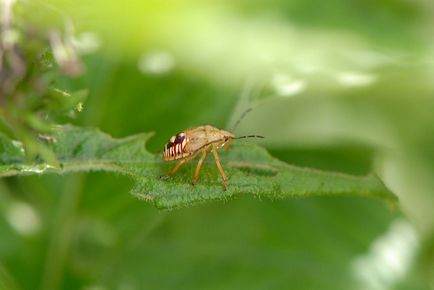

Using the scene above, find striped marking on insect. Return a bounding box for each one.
[161,110,263,190]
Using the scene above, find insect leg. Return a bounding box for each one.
[160,153,198,180]
[211,146,228,191]
[192,149,207,185]
[167,159,188,176]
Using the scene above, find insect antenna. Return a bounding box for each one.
[229,108,264,140]
[233,135,264,140]
[230,108,253,132]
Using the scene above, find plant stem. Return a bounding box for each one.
[39,174,85,290]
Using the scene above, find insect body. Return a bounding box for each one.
[162,125,262,190]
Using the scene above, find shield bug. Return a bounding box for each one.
[161,109,263,190]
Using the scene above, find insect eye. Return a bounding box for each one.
[224,136,228,141]
[175,134,184,144]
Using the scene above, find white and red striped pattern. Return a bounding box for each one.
[163,132,188,160]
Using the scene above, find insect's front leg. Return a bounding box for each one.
[160,153,198,180]
[192,149,207,186]
[160,159,188,180]
[211,145,228,191]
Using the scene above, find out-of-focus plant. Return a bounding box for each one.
[0,0,87,166]
[2,1,427,289]
[0,0,397,210]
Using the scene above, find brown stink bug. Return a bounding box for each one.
[161,109,263,190]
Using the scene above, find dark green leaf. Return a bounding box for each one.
[0,125,397,209]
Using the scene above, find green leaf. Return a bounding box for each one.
[48,88,88,113]
[0,125,397,209]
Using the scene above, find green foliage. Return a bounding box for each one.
[1,0,433,289]
[0,3,87,166]
[0,125,396,209]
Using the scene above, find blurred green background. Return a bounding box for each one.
[1,0,434,289]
